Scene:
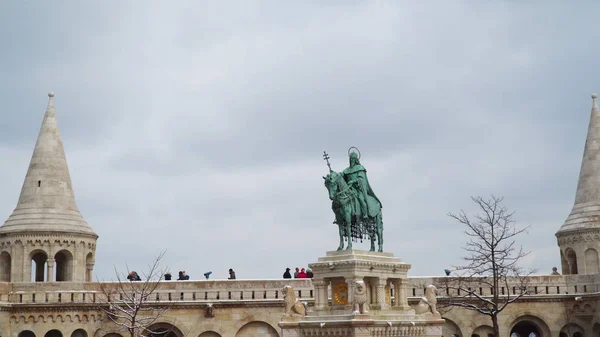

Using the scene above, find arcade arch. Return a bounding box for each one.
[565,249,578,275]
[560,323,585,337]
[199,332,222,337]
[472,325,494,337]
[71,329,88,337]
[45,330,63,337]
[236,321,279,337]
[0,251,11,281]
[593,323,600,337]
[146,323,184,337]
[585,248,599,274]
[55,249,74,281]
[442,318,462,337]
[19,331,36,337]
[86,252,94,281]
[510,315,550,337]
[30,250,48,282]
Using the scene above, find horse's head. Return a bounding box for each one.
[323,171,341,200]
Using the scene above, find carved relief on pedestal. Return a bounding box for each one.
[332,282,348,305]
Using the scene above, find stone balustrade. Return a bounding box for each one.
[0,274,598,306]
[0,279,314,305]
[408,274,600,298]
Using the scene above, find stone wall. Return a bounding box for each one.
[0,277,598,337]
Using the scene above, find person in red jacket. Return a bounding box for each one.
[297,268,308,278]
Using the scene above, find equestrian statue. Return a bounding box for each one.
[322,147,384,252]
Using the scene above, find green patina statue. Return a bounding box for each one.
[323,148,384,252]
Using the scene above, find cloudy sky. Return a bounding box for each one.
[1,2,600,280]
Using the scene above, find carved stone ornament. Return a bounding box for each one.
[205,303,214,318]
[414,284,440,317]
[281,285,306,319]
[352,280,368,314]
[333,283,348,305]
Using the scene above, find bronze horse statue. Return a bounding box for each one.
[323,171,383,251]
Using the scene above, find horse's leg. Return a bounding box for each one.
[377,213,384,252]
[345,207,353,250]
[337,224,344,251]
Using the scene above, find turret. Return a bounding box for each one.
[556,93,600,275]
[0,93,98,282]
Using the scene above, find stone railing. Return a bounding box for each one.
[0,274,598,306]
[407,274,600,298]
[0,279,314,305]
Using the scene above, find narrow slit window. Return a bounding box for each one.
[38,180,41,187]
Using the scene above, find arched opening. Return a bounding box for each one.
[511,322,540,337]
[510,316,550,337]
[30,250,48,282]
[0,251,11,282]
[146,323,184,337]
[71,330,88,337]
[19,331,36,337]
[199,332,222,337]
[473,325,494,337]
[45,330,63,337]
[561,323,585,337]
[585,249,599,274]
[566,249,578,275]
[442,318,462,337]
[561,250,570,275]
[235,321,279,337]
[592,323,600,337]
[55,250,74,282]
[86,252,94,282]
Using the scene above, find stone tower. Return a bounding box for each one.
[0,93,98,282]
[556,93,600,275]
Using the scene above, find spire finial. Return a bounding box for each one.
[46,92,55,109]
[593,93,598,110]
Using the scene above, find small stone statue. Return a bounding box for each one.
[281,285,306,318]
[415,285,439,316]
[352,280,368,315]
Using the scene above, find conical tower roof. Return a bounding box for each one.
[557,93,600,235]
[0,93,97,237]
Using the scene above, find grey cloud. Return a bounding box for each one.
[1,2,600,279]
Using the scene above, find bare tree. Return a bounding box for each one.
[97,251,170,337]
[444,196,534,337]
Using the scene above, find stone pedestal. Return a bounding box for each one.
[279,250,444,337]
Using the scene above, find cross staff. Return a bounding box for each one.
[323,151,332,173]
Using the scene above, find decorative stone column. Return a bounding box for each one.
[393,278,411,310]
[47,258,55,282]
[372,277,389,310]
[313,280,328,310]
[86,262,94,282]
[346,278,362,310]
